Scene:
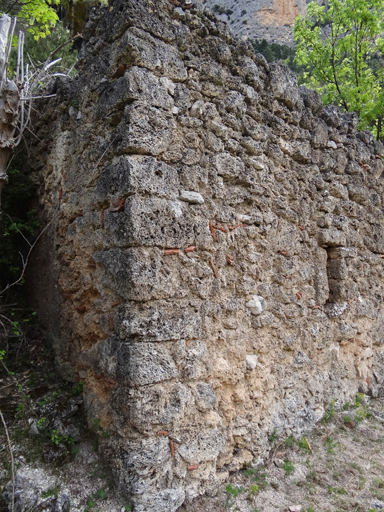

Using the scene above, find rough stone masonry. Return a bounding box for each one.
[27,0,384,510]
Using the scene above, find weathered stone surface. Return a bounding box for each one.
[27,0,384,508]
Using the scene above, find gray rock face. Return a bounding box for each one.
[27,0,384,508]
[198,0,307,45]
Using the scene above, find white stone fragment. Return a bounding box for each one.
[245,295,267,315]
[160,76,175,96]
[170,200,183,217]
[172,106,179,115]
[249,157,265,170]
[179,190,204,204]
[327,140,337,149]
[190,100,205,118]
[246,355,258,370]
[76,111,82,120]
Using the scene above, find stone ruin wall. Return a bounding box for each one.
[28,0,384,510]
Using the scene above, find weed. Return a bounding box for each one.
[343,415,352,423]
[354,393,366,407]
[328,485,347,494]
[350,462,363,473]
[343,402,351,410]
[373,478,384,488]
[87,497,96,508]
[358,476,366,490]
[73,381,84,394]
[324,436,337,453]
[285,435,294,448]
[51,429,75,447]
[282,459,295,475]
[249,484,259,495]
[322,400,336,423]
[225,484,244,499]
[296,437,311,453]
[243,465,268,490]
[36,417,47,430]
[41,485,60,499]
[268,428,278,444]
[333,471,341,480]
[124,506,131,512]
[95,488,107,499]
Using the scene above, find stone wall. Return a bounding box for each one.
[28,1,384,510]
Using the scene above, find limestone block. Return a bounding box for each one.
[193,383,217,411]
[81,337,178,386]
[117,103,177,156]
[105,196,197,248]
[111,382,192,429]
[269,63,304,110]
[96,156,180,201]
[212,152,245,178]
[115,300,203,341]
[224,91,247,116]
[178,429,225,463]
[318,228,346,247]
[98,67,174,116]
[94,248,181,301]
[245,295,267,315]
[348,183,369,205]
[117,27,187,81]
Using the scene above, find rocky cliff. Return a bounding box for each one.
[200,0,308,45]
[28,1,384,511]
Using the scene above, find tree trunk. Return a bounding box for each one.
[0,13,19,210]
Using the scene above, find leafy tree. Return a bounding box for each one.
[294,0,384,139]
[1,0,59,39]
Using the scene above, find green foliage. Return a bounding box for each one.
[294,0,384,139]
[324,435,338,453]
[36,417,48,430]
[51,429,75,446]
[225,484,245,507]
[8,21,78,78]
[2,0,59,39]
[296,437,311,453]
[225,484,244,498]
[328,485,347,494]
[282,459,295,475]
[268,428,278,444]
[243,465,268,490]
[41,485,61,499]
[250,39,304,75]
[284,435,294,448]
[322,400,336,424]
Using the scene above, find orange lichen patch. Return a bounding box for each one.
[228,224,247,230]
[187,464,199,471]
[164,249,180,255]
[169,440,175,457]
[158,431,169,436]
[184,245,196,253]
